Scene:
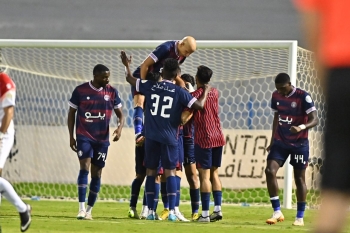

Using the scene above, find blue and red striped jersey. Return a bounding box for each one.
[69,81,122,144]
[271,86,316,147]
[133,41,186,78]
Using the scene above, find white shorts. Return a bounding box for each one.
[0,131,15,169]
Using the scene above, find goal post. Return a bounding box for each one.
[0,40,323,209]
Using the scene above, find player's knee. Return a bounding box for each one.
[135,174,146,181]
[265,166,277,177]
[187,175,199,189]
[294,175,306,187]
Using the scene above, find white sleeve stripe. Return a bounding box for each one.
[271,109,277,112]
[187,97,197,108]
[149,53,158,63]
[114,103,122,109]
[68,101,78,109]
[306,106,316,114]
[136,79,140,92]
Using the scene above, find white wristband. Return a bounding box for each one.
[298,124,306,130]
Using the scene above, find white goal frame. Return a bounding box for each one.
[0,39,299,209]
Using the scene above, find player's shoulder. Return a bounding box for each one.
[0,72,15,87]
[295,88,311,97]
[156,40,175,50]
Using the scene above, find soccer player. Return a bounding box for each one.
[181,66,226,223]
[0,177,31,232]
[128,72,162,219]
[68,64,125,220]
[0,71,16,177]
[181,73,200,221]
[264,73,318,226]
[121,51,209,222]
[131,36,197,144]
[294,0,350,232]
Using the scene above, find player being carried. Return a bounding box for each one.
[131,36,196,145]
[68,64,125,220]
[264,73,318,226]
[121,51,209,221]
[181,66,226,222]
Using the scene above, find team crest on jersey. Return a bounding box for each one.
[6,83,11,89]
[78,150,83,157]
[291,102,297,108]
[305,95,312,103]
[104,95,110,101]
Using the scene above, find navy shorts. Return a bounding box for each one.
[144,138,178,170]
[76,139,109,168]
[135,144,146,175]
[183,137,195,166]
[195,144,223,169]
[267,141,309,170]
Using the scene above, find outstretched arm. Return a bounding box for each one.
[120,51,137,87]
[140,57,155,80]
[113,107,125,142]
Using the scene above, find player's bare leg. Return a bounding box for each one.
[164,169,178,222]
[265,159,284,224]
[185,164,200,220]
[133,94,145,144]
[129,173,145,219]
[314,190,350,233]
[292,169,307,226]
[197,168,211,222]
[84,164,103,220]
[209,167,223,222]
[77,158,91,220]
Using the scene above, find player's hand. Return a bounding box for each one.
[70,137,77,152]
[120,51,132,67]
[113,128,122,142]
[135,134,145,147]
[266,144,273,152]
[290,126,302,134]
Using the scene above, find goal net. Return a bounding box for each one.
[0,40,324,208]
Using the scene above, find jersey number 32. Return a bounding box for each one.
[150,94,173,118]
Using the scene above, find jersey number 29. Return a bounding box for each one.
[150,94,173,118]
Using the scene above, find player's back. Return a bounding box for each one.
[137,79,195,145]
[133,41,186,78]
[192,87,225,148]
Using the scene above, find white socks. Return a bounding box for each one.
[79,202,85,212]
[0,177,27,213]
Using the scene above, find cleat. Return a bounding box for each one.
[292,218,304,226]
[76,210,86,220]
[84,212,93,220]
[146,214,155,220]
[128,208,140,219]
[140,206,148,219]
[210,211,223,222]
[154,212,160,220]
[19,204,31,232]
[159,208,169,220]
[175,212,190,222]
[266,211,284,225]
[197,215,210,222]
[191,213,200,221]
[168,213,177,222]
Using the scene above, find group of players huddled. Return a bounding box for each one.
[65,36,319,225]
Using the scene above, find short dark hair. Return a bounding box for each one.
[275,73,290,84]
[146,72,161,82]
[196,65,212,84]
[181,74,195,87]
[162,58,179,80]
[93,64,109,75]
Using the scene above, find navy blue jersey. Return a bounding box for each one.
[136,79,196,145]
[271,87,316,147]
[133,41,186,78]
[69,81,122,144]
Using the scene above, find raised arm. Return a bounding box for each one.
[120,51,137,87]
[113,107,125,142]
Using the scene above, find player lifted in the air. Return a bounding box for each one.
[68,64,125,220]
[265,73,318,226]
[121,51,209,221]
[181,66,226,222]
[131,37,196,145]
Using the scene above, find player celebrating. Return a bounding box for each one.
[265,73,318,226]
[121,51,209,222]
[68,64,125,220]
[181,66,225,223]
[181,73,200,220]
[131,36,197,144]
[0,177,31,232]
[0,71,16,177]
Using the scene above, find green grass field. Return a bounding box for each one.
[3,199,345,233]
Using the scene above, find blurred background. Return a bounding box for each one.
[0,0,304,45]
